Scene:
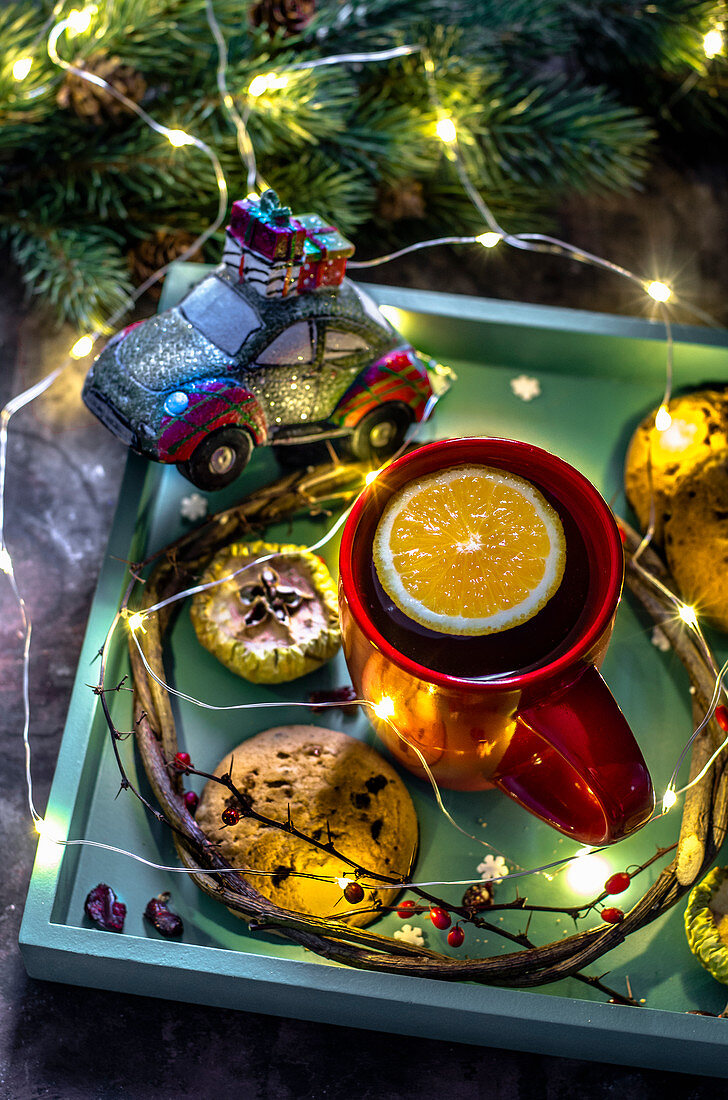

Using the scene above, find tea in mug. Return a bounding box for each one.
[364,464,592,680]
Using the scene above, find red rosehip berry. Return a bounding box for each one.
[601,907,624,924]
[447,926,465,948]
[397,899,417,918]
[183,790,199,814]
[343,881,365,904]
[604,872,630,895]
[173,751,191,773]
[221,806,242,826]
[429,906,451,930]
[716,705,728,732]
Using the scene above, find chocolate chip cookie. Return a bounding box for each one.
[196,725,419,926]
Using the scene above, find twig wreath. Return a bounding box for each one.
[111,455,728,1002]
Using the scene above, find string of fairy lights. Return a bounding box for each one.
[3,2,728,909]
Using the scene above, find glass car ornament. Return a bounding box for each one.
[83,190,451,490]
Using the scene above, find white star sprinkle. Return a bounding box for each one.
[477,854,509,882]
[393,923,425,947]
[180,493,208,522]
[651,626,671,652]
[510,374,541,402]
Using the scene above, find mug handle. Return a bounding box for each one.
[495,666,654,845]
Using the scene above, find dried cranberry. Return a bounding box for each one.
[429,906,451,930]
[144,893,184,938]
[84,883,126,932]
[604,872,630,895]
[173,751,192,773]
[183,790,199,814]
[601,907,625,924]
[447,926,465,948]
[343,881,365,904]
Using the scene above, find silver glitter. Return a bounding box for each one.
[116,310,231,392]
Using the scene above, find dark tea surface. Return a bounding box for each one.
[362,491,591,681]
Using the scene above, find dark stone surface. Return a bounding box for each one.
[2,159,728,1097]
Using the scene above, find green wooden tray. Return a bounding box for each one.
[20,264,728,1075]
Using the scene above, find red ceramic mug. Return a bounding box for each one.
[338,437,655,845]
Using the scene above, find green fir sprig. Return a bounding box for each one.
[0,0,724,328]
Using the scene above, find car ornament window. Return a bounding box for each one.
[180,276,261,356]
[256,321,316,367]
[324,329,370,359]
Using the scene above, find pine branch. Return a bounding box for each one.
[0,221,134,331]
[470,77,654,195]
[240,64,356,154]
[262,153,374,233]
[567,0,721,74]
[0,0,708,326]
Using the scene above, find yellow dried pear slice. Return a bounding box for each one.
[190,540,340,684]
[685,866,728,984]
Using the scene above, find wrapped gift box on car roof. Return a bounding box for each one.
[297,213,355,292]
[223,190,354,299]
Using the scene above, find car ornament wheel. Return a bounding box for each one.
[209,444,237,475]
[368,421,397,449]
[177,426,254,490]
[349,403,413,462]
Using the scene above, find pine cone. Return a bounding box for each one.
[377,179,426,222]
[56,52,146,126]
[127,231,204,299]
[249,0,315,37]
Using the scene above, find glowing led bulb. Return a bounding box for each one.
[365,470,379,485]
[12,57,32,81]
[436,116,457,145]
[126,611,146,633]
[655,404,672,432]
[703,28,723,58]
[248,74,269,97]
[336,877,352,890]
[646,280,672,303]
[248,72,289,97]
[565,848,610,896]
[0,546,12,575]
[477,231,502,249]
[70,334,94,359]
[678,604,699,628]
[373,696,395,721]
[67,6,96,35]
[662,788,678,813]
[34,817,61,841]
[167,129,193,147]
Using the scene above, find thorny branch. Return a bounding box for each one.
[90,459,728,1000]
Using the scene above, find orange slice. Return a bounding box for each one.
[373,464,566,636]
